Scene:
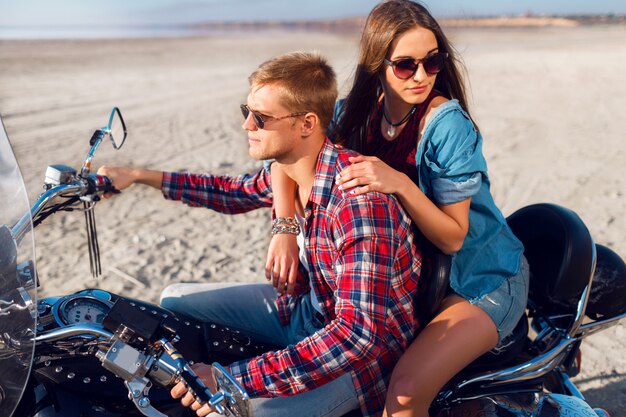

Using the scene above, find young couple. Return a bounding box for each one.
[98,1,528,416]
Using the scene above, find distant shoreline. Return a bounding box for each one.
[192,14,625,32]
[442,17,578,28]
[1,15,624,40]
[441,14,625,27]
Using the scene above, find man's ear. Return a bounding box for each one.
[300,113,319,137]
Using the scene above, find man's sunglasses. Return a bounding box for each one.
[240,104,307,129]
[384,51,448,80]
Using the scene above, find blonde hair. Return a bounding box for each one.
[249,51,337,131]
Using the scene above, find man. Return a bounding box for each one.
[98,52,421,417]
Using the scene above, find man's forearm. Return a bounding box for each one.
[162,170,274,213]
[97,165,164,195]
[132,168,164,190]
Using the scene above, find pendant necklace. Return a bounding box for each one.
[383,105,416,138]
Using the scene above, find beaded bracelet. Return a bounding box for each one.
[271,217,300,236]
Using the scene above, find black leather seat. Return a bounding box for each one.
[507,203,595,319]
[416,240,452,326]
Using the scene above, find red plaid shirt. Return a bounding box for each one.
[162,139,421,416]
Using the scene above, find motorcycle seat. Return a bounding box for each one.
[415,240,452,326]
[506,203,595,318]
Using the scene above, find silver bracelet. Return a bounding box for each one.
[271,225,300,236]
[272,217,299,227]
[271,217,300,236]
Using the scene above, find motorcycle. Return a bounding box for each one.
[0,108,259,417]
[0,108,624,417]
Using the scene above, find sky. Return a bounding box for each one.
[1,0,625,28]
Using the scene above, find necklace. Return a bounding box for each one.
[383,105,416,138]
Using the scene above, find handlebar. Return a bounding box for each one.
[12,172,116,242]
[34,323,115,342]
[155,338,226,413]
[12,183,84,242]
[12,106,125,245]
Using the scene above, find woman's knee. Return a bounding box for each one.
[387,370,435,409]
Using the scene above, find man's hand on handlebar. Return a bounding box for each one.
[171,362,222,417]
[96,166,135,198]
[96,166,164,198]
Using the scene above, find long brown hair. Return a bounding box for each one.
[334,0,474,151]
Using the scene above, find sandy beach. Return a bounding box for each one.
[1,26,625,413]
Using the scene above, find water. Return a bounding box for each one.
[0,25,215,40]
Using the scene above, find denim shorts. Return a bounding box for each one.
[468,255,530,345]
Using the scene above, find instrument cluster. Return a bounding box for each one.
[37,289,114,329]
[60,296,111,325]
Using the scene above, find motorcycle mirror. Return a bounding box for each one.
[106,107,127,149]
[81,108,127,178]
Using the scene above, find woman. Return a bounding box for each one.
[266,1,529,416]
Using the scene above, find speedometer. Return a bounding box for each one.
[59,297,111,325]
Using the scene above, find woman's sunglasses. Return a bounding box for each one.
[240,104,307,129]
[384,51,448,80]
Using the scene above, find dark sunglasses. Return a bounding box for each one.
[384,51,448,80]
[240,104,307,129]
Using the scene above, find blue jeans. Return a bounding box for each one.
[160,282,360,417]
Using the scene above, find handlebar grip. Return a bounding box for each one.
[180,369,212,404]
[155,339,227,415]
[86,174,119,194]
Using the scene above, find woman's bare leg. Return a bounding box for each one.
[383,295,498,417]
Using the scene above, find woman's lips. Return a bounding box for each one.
[408,85,428,94]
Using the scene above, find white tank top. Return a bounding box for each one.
[296,213,325,316]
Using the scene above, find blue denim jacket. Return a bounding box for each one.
[413,100,524,299]
[331,99,524,300]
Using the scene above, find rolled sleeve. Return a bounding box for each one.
[432,172,482,205]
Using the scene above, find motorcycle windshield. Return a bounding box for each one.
[0,115,37,417]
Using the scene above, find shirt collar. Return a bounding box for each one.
[308,138,347,209]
